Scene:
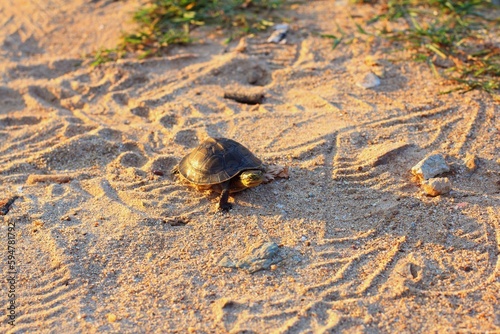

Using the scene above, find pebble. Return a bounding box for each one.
[422,177,452,196]
[267,24,289,44]
[464,153,478,172]
[218,242,283,274]
[356,72,380,89]
[411,154,450,180]
[107,313,117,322]
[223,87,264,105]
[234,37,247,52]
[409,263,418,279]
[431,55,454,68]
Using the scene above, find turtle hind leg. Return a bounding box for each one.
[217,180,232,212]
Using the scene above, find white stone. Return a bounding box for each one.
[356,72,380,89]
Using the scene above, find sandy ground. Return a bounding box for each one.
[1,0,500,333]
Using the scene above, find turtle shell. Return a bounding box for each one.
[178,137,263,185]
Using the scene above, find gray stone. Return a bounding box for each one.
[411,154,450,180]
[218,242,283,273]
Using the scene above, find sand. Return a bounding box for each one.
[1,0,499,333]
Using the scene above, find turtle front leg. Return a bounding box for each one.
[217,180,232,212]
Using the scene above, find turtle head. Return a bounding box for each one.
[240,170,264,188]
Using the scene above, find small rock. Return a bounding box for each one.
[411,154,450,180]
[267,24,289,44]
[152,170,164,176]
[409,263,419,279]
[218,242,283,274]
[107,313,117,322]
[356,72,380,89]
[431,55,454,68]
[247,71,260,85]
[223,87,264,105]
[234,37,247,53]
[422,177,451,196]
[464,153,478,172]
[245,64,269,86]
[61,216,71,221]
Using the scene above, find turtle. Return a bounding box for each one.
[176,137,265,211]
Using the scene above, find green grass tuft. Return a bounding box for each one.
[90,48,125,66]
[373,0,499,95]
[338,0,500,97]
[91,0,283,64]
